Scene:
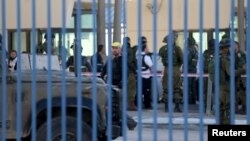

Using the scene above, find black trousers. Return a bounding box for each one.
[142,77,152,108]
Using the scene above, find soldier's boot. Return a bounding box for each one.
[127,114,137,130]
[174,99,182,113]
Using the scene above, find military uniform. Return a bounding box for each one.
[209,38,246,124]
[203,39,215,110]
[159,33,183,112]
[235,48,246,114]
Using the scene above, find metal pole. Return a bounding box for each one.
[98,0,106,53]
[113,0,122,42]
[237,0,245,50]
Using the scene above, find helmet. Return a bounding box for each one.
[188,37,196,46]
[44,33,55,39]
[219,38,231,49]
[163,32,178,43]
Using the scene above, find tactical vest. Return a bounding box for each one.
[141,55,150,71]
[159,45,180,67]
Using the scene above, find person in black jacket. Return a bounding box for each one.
[101,42,122,88]
[66,40,92,72]
[91,44,104,72]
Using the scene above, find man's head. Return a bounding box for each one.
[208,39,215,50]
[123,36,131,48]
[163,31,178,44]
[112,42,121,56]
[187,37,196,47]
[10,50,17,60]
[141,43,149,53]
[141,36,147,45]
[219,38,231,54]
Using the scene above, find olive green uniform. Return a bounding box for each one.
[159,44,183,112]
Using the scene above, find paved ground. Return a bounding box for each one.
[113,103,247,141]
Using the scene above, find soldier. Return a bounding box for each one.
[37,33,57,55]
[159,32,183,112]
[208,38,246,124]
[234,41,246,114]
[187,37,198,104]
[123,36,137,110]
[203,39,215,110]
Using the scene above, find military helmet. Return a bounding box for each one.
[163,32,178,43]
[44,33,55,39]
[219,38,231,49]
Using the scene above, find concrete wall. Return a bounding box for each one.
[126,0,231,51]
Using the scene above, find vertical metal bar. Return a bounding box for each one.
[16,0,22,140]
[237,0,245,50]
[121,0,128,141]
[214,0,220,125]
[97,0,106,52]
[76,0,82,141]
[46,0,52,140]
[61,0,67,140]
[230,0,236,124]
[1,0,7,140]
[183,0,189,140]
[137,0,143,141]
[107,0,113,140]
[91,0,98,141]
[31,0,37,140]
[113,0,122,42]
[198,0,204,140]
[247,0,250,124]
[167,0,173,140]
[152,0,158,141]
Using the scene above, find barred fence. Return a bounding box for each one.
[1,0,250,141]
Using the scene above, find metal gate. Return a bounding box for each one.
[1,0,250,141]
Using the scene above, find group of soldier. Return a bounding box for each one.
[158,31,247,125]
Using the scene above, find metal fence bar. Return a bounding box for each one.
[46,0,53,140]
[60,0,67,140]
[137,0,143,141]
[198,0,204,140]
[247,0,250,124]
[183,0,189,141]
[31,0,37,140]
[230,0,236,125]
[107,0,113,140]
[121,0,128,141]
[152,0,158,141]
[214,0,220,125]
[91,1,98,141]
[16,0,22,140]
[1,0,7,140]
[76,0,82,140]
[167,0,173,140]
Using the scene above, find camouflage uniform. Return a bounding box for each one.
[209,38,246,124]
[124,37,137,110]
[159,33,183,112]
[235,47,246,114]
[203,39,215,110]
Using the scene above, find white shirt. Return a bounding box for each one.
[8,57,17,72]
[137,52,153,78]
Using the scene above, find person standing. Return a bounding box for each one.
[159,32,183,112]
[209,38,246,124]
[123,37,137,110]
